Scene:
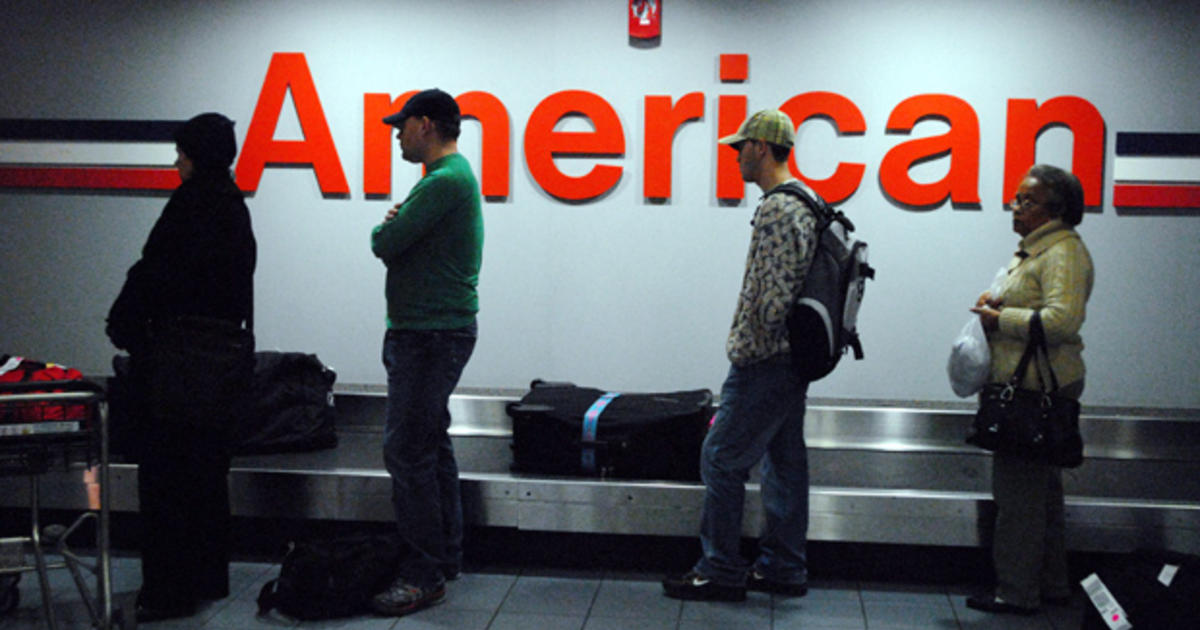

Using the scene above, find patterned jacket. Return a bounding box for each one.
[726,180,819,366]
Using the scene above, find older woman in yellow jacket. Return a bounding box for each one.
[967,164,1094,615]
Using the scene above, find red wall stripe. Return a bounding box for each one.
[1112,184,1200,208]
[0,167,180,190]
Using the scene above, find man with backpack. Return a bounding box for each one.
[663,109,818,602]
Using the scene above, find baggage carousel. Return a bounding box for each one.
[2,389,1198,554]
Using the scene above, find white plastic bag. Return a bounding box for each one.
[947,268,1008,397]
[947,316,990,397]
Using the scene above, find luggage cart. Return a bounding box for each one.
[0,379,127,629]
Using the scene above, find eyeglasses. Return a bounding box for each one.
[1009,194,1043,211]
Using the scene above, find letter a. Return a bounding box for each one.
[236,53,349,195]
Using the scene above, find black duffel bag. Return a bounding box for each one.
[257,533,402,620]
[233,351,338,455]
[508,379,713,481]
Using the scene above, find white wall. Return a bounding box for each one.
[1,0,1197,408]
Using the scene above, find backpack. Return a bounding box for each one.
[773,181,875,381]
[256,534,403,620]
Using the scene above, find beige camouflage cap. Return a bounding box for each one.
[718,109,795,148]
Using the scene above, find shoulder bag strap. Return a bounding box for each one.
[1028,311,1061,393]
[1007,319,1040,388]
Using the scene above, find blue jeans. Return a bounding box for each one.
[382,323,476,588]
[694,355,810,586]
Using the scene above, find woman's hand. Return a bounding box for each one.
[975,292,1002,309]
[971,292,1002,332]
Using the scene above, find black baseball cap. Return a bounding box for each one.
[382,88,460,127]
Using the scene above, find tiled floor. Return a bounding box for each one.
[1,554,1088,630]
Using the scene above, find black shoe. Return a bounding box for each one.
[370,578,446,617]
[747,570,808,597]
[965,593,1038,615]
[662,571,746,602]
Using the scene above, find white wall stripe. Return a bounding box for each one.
[1112,156,1200,184]
[0,141,176,167]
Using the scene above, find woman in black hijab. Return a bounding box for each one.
[107,113,256,622]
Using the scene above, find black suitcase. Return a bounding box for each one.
[1081,548,1200,629]
[507,380,712,481]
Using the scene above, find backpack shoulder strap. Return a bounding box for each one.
[771,181,855,232]
[772,181,829,218]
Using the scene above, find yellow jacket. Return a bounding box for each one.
[990,220,1094,390]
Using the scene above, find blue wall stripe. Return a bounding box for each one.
[1116,132,1200,157]
[0,119,184,141]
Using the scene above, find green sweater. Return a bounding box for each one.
[371,153,483,330]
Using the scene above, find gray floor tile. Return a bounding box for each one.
[584,616,679,630]
[238,567,281,603]
[679,594,770,628]
[439,572,516,612]
[488,612,584,630]
[229,561,277,598]
[588,578,681,620]
[859,582,953,606]
[2,586,141,630]
[107,555,144,594]
[498,575,600,616]
[520,567,606,580]
[679,617,766,630]
[293,613,398,630]
[803,582,864,601]
[201,596,298,629]
[391,607,493,629]
[772,596,866,629]
[1,601,93,630]
[862,601,961,630]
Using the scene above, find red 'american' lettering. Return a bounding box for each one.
[234,52,1104,208]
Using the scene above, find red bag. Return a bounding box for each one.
[0,355,88,424]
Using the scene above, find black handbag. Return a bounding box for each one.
[966,312,1084,468]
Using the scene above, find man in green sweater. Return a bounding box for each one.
[370,88,483,617]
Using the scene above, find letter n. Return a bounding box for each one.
[1003,97,1105,207]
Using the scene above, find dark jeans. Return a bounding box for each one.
[382,323,476,588]
[694,355,810,586]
